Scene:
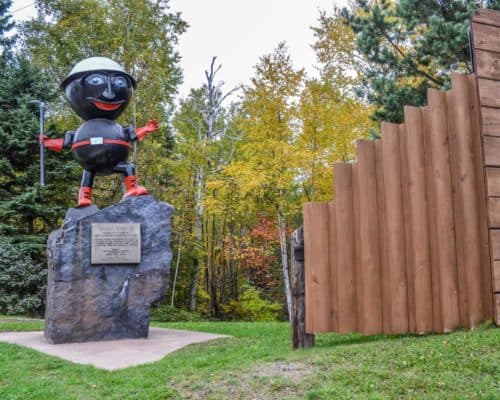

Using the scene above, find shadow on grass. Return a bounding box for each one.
[312,320,497,349]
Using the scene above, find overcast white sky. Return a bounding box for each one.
[11,0,347,99]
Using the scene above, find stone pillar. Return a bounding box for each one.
[45,195,173,344]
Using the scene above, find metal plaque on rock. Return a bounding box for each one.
[91,223,141,264]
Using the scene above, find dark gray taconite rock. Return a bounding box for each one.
[44,195,173,344]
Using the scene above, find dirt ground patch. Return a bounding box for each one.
[177,361,314,400]
[251,361,312,381]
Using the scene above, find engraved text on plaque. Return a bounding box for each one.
[91,223,141,264]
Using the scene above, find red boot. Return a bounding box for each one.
[78,187,92,207]
[123,175,148,198]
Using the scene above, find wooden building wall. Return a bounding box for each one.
[471,8,500,326]
[303,9,499,334]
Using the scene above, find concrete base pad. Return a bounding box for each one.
[0,327,229,370]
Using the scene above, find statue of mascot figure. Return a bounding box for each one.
[40,56,158,207]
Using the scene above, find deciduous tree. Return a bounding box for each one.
[226,43,304,319]
[172,58,239,312]
[297,77,373,202]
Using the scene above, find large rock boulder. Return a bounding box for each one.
[44,195,173,344]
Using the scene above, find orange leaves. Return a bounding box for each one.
[228,215,281,290]
[250,215,280,242]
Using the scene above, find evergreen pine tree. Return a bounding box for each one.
[0,0,14,60]
[0,3,79,314]
[342,0,500,123]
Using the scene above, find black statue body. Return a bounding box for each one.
[71,119,131,172]
[41,57,157,207]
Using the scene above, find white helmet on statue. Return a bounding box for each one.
[60,56,136,89]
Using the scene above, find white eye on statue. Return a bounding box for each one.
[85,74,105,85]
[113,76,128,88]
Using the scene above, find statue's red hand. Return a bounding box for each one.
[145,119,158,132]
[136,120,159,141]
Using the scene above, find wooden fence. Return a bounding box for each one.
[303,9,499,335]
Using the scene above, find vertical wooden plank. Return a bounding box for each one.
[375,138,391,334]
[399,123,416,333]
[334,162,357,333]
[352,162,362,333]
[356,140,382,335]
[404,106,434,334]
[427,89,461,332]
[450,74,485,328]
[381,122,409,334]
[422,106,441,333]
[328,201,338,332]
[303,202,332,333]
[303,203,315,332]
[468,75,494,321]
[446,90,469,328]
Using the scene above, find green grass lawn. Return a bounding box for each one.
[0,319,498,399]
[0,316,44,332]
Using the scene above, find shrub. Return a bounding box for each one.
[221,285,282,321]
[150,305,202,322]
[0,237,47,316]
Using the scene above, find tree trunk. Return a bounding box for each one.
[229,222,238,300]
[209,213,218,316]
[27,216,34,235]
[291,227,315,348]
[170,229,183,307]
[278,202,292,320]
[189,263,198,311]
[220,215,228,305]
[190,166,204,312]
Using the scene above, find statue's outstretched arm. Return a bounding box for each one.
[39,131,74,152]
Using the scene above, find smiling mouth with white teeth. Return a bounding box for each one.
[87,98,125,111]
